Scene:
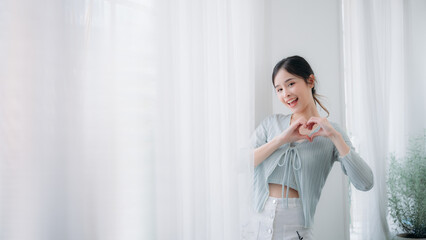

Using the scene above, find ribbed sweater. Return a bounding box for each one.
[251,113,374,228]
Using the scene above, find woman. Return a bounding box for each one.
[243,56,374,240]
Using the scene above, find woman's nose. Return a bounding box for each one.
[282,88,290,97]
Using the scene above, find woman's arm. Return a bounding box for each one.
[254,137,282,168]
[253,116,311,168]
[307,117,374,191]
[330,132,350,157]
[331,129,374,191]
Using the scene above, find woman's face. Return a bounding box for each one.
[274,68,315,113]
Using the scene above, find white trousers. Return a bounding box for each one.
[242,197,314,240]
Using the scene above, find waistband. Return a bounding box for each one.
[265,196,302,209]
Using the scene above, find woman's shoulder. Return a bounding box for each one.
[259,113,291,129]
[328,120,347,134]
[260,113,291,125]
[270,113,291,120]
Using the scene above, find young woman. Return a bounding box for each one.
[243,56,374,240]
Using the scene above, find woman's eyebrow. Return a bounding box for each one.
[275,78,295,88]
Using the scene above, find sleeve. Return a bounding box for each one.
[333,124,374,191]
[250,116,270,149]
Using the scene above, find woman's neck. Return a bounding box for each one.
[290,106,320,124]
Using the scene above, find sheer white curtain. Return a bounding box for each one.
[0,0,160,239]
[154,0,259,239]
[0,0,258,239]
[342,0,406,239]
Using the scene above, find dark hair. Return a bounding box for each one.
[272,55,329,117]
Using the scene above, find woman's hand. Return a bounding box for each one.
[306,117,339,140]
[275,117,313,144]
[307,116,351,157]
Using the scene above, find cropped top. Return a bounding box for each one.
[267,156,298,188]
[251,113,374,228]
[266,125,322,203]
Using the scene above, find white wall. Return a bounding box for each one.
[255,0,349,239]
[405,0,426,137]
[254,0,272,125]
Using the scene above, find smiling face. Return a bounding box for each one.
[274,68,315,113]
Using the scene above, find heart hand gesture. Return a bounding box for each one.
[276,117,313,144]
[305,117,338,140]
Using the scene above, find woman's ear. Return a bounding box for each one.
[308,74,315,88]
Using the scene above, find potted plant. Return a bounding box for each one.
[387,131,426,239]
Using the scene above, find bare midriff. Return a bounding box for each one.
[268,183,299,198]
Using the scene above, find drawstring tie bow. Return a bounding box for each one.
[277,146,301,208]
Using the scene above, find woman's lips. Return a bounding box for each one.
[288,98,298,108]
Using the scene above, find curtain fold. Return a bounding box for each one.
[154,0,257,239]
[1,0,161,239]
[342,0,406,239]
[0,0,258,239]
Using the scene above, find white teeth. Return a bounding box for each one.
[288,98,297,104]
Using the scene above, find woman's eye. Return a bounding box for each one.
[288,82,295,87]
[277,89,282,92]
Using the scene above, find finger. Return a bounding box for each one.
[306,120,317,129]
[302,134,313,142]
[289,121,303,131]
[293,118,308,130]
[310,125,322,134]
[304,135,313,142]
[296,132,311,142]
[310,131,322,140]
[295,118,307,127]
[295,124,306,135]
[297,118,309,131]
[309,118,326,130]
[307,117,320,126]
